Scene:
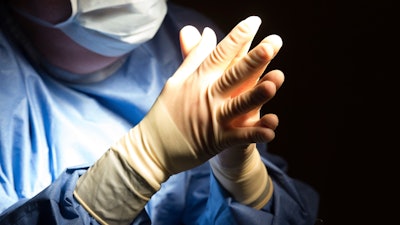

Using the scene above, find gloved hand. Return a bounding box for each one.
[74,16,283,225]
[181,21,284,209]
[209,83,282,209]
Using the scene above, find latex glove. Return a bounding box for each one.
[211,38,283,209]
[182,23,284,209]
[210,72,284,209]
[209,109,281,209]
[74,16,282,225]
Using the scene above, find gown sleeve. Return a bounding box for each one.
[0,145,319,225]
[0,166,151,225]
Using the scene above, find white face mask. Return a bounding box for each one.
[15,0,167,56]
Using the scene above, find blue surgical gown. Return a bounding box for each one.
[0,3,319,225]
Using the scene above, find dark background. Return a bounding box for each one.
[172,0,396,224]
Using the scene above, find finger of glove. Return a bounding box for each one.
[226,22,259,70]
[225,35,283,97]
[223,124,276,147]
[213,40,276,99]
[257,113,279,130]
[258,69,285,94]
[180,25,202,59]
[173,27,217,81]
[244,70,285,124]
[228,34,283,97]
[219,80,277,124]
[261,34,283,59]
[198,16,261,81]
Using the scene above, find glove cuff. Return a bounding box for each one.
[74,149,157,225]
[210,147,273,209]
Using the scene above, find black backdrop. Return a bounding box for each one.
[171,1,396,224]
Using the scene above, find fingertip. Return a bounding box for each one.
[258,128,276,143]
[180,25,198,33]
[202,27,217,38]
[180,25,202,57]
[266,69,285,90]
[261,113,279,129]
[274,69,285,82]
[180,26,201,42]
[245,15,262,25]
[201,27,217,47]
[243,16,262,34]
[202,27,212,36]
[265,34,283,50]
[266,34,282,46]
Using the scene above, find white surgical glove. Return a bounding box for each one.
[74,16,283,225]
[180,25,284,209]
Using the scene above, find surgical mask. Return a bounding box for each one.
[14,0,167,57]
